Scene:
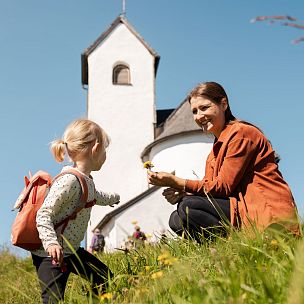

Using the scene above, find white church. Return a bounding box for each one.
[82,15,214,251]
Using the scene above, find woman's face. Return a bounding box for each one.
[190,96,227,138]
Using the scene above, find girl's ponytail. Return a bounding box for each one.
[51,139,66,163]
[50,119,109,163]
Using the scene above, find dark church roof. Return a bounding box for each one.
[81,15,160,85]
[156,109,175,126]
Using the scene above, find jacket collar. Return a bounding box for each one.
[214,123,233,144]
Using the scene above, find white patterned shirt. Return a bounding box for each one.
[32,166,119,257]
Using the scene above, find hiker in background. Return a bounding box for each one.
[132,225,146,247]
[133,225,147,241]
[89,228,105,254]
[147,81,300,242]
[31,119,120,304]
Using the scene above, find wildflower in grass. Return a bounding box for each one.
[100,292,113,300]
[151,271,164,279]
[122,287,129,296]
[163,257,178,266]
[271,239,279,249]
[157,250,178,266]
[143,161,154,170]
[157,251,170,261]
[144,265,151,271]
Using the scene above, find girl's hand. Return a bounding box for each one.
[110,200,120,208]
[47,244,63,265]
[162,187,185,205]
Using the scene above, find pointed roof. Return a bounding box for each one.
[141,99,204,159]
[81,15,160,85]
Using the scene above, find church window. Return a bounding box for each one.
[113,64,131,85]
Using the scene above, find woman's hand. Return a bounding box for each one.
[47,244,63,265]
[147,171,177,188]
[162,187,185,205]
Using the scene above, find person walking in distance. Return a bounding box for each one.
[89,228,106,254]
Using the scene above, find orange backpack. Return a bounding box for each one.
[11,168,96,251]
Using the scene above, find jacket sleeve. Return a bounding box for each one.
[36,174,81,251]
[185,138,256,197]
[95,190,120,206]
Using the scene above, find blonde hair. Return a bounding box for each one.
[51,119,109,162]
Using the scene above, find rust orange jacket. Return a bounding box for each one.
[185,122,300,235]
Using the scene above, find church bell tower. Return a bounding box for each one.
[81,15,160,231]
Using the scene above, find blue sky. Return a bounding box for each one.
[1,0,303,255]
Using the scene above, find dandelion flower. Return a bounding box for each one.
[270,239,279,247]
[100,292,113,300]
[143,161,154,170]
[157,251,170,261]
[163,257,178,266]
[151,271,163,279]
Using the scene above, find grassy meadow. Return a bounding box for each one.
[1,228,304,304]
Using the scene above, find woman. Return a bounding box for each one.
[148,82,300,240]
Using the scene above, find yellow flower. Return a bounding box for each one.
[100,292,113,300]
[151,271,163,279]
[144,265,151,271]
[163,257,178,266]
[143,161,154,170]
[270,239,279,247]
[157,251,170,261]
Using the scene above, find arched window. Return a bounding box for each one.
[113,64,131,85]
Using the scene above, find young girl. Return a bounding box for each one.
[31,119,120,304]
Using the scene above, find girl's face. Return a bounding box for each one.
[93,143,107,171]
[190,96,227,138]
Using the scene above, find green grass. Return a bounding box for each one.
[1,228,303,303]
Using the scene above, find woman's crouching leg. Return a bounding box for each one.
[169,195,231,242]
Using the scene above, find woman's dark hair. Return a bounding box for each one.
[187,81,236,123]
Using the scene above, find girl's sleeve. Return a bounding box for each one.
[36,174,81,251]
[95,190,120,206]
[185,138,256,197]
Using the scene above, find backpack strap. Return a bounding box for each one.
[52,168,97,235]
[52,168,89,203]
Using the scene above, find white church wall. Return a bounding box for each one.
[86,23,156,232]
[100,188,176,251]
[149,133,214,180]
[87,134,214,249]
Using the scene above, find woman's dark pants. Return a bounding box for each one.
[169,195,231,242]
